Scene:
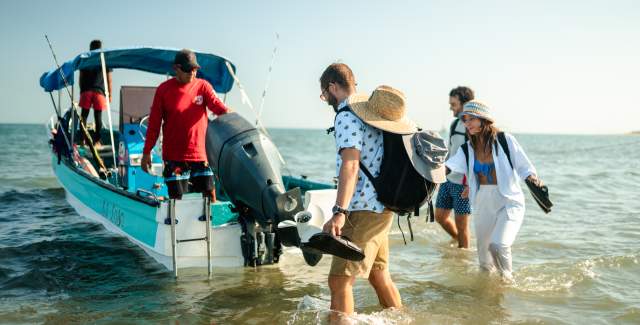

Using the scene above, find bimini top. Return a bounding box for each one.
[39,47,236,94]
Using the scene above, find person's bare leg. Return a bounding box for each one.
[455,214,471,248]
[435,208,458,240]
[329,274,356,324]
[80,108,91,145]
[368,268,402,309]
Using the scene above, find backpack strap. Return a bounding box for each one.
[462,133,513,174]
[326,106,352,134]
[397,215,407,245]
[449,118,468,141]
[461,142,470,173]
[330,106,377,186]
[359,162,375,185]
[407,215,414,241]
[496,132,514,169]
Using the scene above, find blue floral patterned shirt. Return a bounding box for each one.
[334,99,385,213]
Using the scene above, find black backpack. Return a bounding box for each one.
[449,118,468,142]
[460,132,512,170]
[331,107,438,219]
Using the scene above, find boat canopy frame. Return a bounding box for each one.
[39,47,237,94]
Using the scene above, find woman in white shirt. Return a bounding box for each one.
[445,100,542,280]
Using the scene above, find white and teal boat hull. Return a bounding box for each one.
[52,156,245,270]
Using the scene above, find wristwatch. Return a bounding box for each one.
[332,204,349,216]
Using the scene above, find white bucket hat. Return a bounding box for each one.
[402,130,448,184]
[458,100,494,123]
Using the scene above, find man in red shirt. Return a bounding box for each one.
[141,49,229,199]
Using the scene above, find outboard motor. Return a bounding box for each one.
[205,113,303,266]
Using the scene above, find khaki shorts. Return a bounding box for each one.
[329,209,394,278]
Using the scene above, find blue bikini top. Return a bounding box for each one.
[473,157,496,183]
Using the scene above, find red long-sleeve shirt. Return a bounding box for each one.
[143,78,228,161]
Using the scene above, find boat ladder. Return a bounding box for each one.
[168,197,213,278]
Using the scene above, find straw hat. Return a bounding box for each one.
[347,85,418,135]
[458,100,494,123]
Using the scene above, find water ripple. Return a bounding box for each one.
[1,126,640,324]
[515,253,639,293]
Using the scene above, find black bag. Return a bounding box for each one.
[332,107,438,217]
[360,130,438,216]
[449,118,468,142]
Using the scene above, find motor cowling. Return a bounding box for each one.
[205,113,303,264]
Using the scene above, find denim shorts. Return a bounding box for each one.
[435,181,471,215]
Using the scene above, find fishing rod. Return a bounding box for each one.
[256,33,279,126]
[252,33,296,176]
[48,92,72,150]
[43,35,74,151]
[44,34,109,178]
[224,61,270,137]
[44,35,74,102]
[224,60,289,170]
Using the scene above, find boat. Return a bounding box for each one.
[39,47,336,276]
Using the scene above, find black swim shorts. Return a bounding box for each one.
[162,161,214,199]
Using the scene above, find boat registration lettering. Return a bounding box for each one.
[102,201,125,228]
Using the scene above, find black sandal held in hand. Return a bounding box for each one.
[301,232,365,262]
[526,178,553,214]
[302,251,323,266]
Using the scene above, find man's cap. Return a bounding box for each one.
[174,49,200,71]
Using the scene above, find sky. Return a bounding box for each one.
[0,0,639,134]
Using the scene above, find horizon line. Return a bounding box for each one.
[1,122,637,136]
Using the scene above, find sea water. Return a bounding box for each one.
[0,124,639,324]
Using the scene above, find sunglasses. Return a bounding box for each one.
[461,115,478,123]
[178,65,198,73]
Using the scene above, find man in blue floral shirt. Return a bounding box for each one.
[319,63,401,322]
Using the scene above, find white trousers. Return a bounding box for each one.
[473,185,524,279]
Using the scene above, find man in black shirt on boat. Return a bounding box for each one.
[79,39,112,147]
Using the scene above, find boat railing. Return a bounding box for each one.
[136,188,158,201]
